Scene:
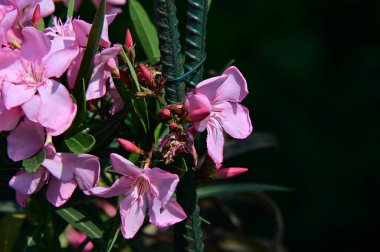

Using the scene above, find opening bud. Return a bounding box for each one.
[32,4,41,27]
[125,29,134,48]
[212,167,248,179]
[139,64,154,84]
[117,138,144,155]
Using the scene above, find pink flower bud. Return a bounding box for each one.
[125,29,134,48]
[139,64,154,84]
[32,4,41,27]
[169,122,178,130]
[187,108,210,122]
[161,108,171,118]
[117,138,144,155]
[214,167,248,179]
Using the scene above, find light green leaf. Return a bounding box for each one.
[197,183,293,199]
[65,132,96,154]
[67,0,75,17]
[22,150,46,173]
[0,214,25,252]
[56,207,103,239]
[129,0,160,64]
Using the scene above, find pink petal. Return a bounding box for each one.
[196,66,249,103]
[214,167,248,179]
[42,153,75,182]
[21,27,51,60]
[7,118,45,161]
[110,153,142,177]
[2,81,36,109]
[206,121,225,164]
[60,153,100,192]
[37,79,76,136]
[85,63,106,100]
[144,168,179,207]
[9,168,46,195]
[15,192,30,207]
[90,177,132,198]
[21,94,41,122]
[148,199,187,227]
[0,47,22,83]
[0,101,23,131]
[119,196,146,239]
[44,47,79,79]
[213,102,252,139]
[184,92,211,132]
[46,176,77,207]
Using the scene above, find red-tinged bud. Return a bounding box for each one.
[32,4,41,27]
[159,108,171,119]
[117,138,144,155]
[139,64,154,84]
[187,108,210,122]
[125,29,134,48]
[169,122,178,130]
[213,167,248,179]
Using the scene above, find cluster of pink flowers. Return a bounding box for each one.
[0,0,253,241]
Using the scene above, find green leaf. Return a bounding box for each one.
[65,132,96,154]
[67,0,75,18]
[56,207,103,239]
[22,150,46,173]
[129,0,160,64]
[89,109,128,152]
[197,183,293,199]
[37,18,45,31]
[70,0,106,129]
[0,214,25,252]
[106,223,120,252]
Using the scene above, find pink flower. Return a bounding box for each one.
[90,153,187,239]
[66,227,94,252]
[3,0,55,25]
[9,142,100,207]
[0,27,78,136]
[184,66,253,164]
[0,94,23,132]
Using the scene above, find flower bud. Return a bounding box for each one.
[125,29,134,48]
[169,122,178,130]
[117,138,144,155]
[158,108,171,119]
[213,167,248,179]
[139,64,154,84]
[186,108,210,122]
[32,4,41,27]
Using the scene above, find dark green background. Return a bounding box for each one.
[62,0,380,251]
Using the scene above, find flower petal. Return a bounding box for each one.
[120,196,146,239]
[184,92,211,132]
[206,120,225,164]
[7,118,45,161]
[0,101,23,131]
[213,102,252,139]
[42,153,74,182]
[144,168,179,207]
[21,94,41,122]
[46,176,77,207]
[60,153,100,192]
[148,199,187,227]
[44,47,79,79]
[85,63,106,100]
[37,79,76,136]
[21,27,51,60]
[110,153,142,177]
[2,81,36,109]
[15,192,30,207]
[196,66,248,103]
[9,168,46,195]
[90,177,132,198]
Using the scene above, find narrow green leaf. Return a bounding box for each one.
[56,207,103,239]
[106,226,120,252]
[37,18,45,31]
[11,225,43,252]
[129,0,160,64]
[71,0,106,128]
[67,0,75,18]
[65,132,96,154]
[0,214,25,252]
[197,183,294,199]
[89,109,128,152]
[22,150,46,173]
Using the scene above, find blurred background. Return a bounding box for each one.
[25,0,380,251]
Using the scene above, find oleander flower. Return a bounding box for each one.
[90,153,187,239]
[9,142,100,207]
[184,66,253,164]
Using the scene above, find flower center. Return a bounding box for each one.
[18,61,45,86]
